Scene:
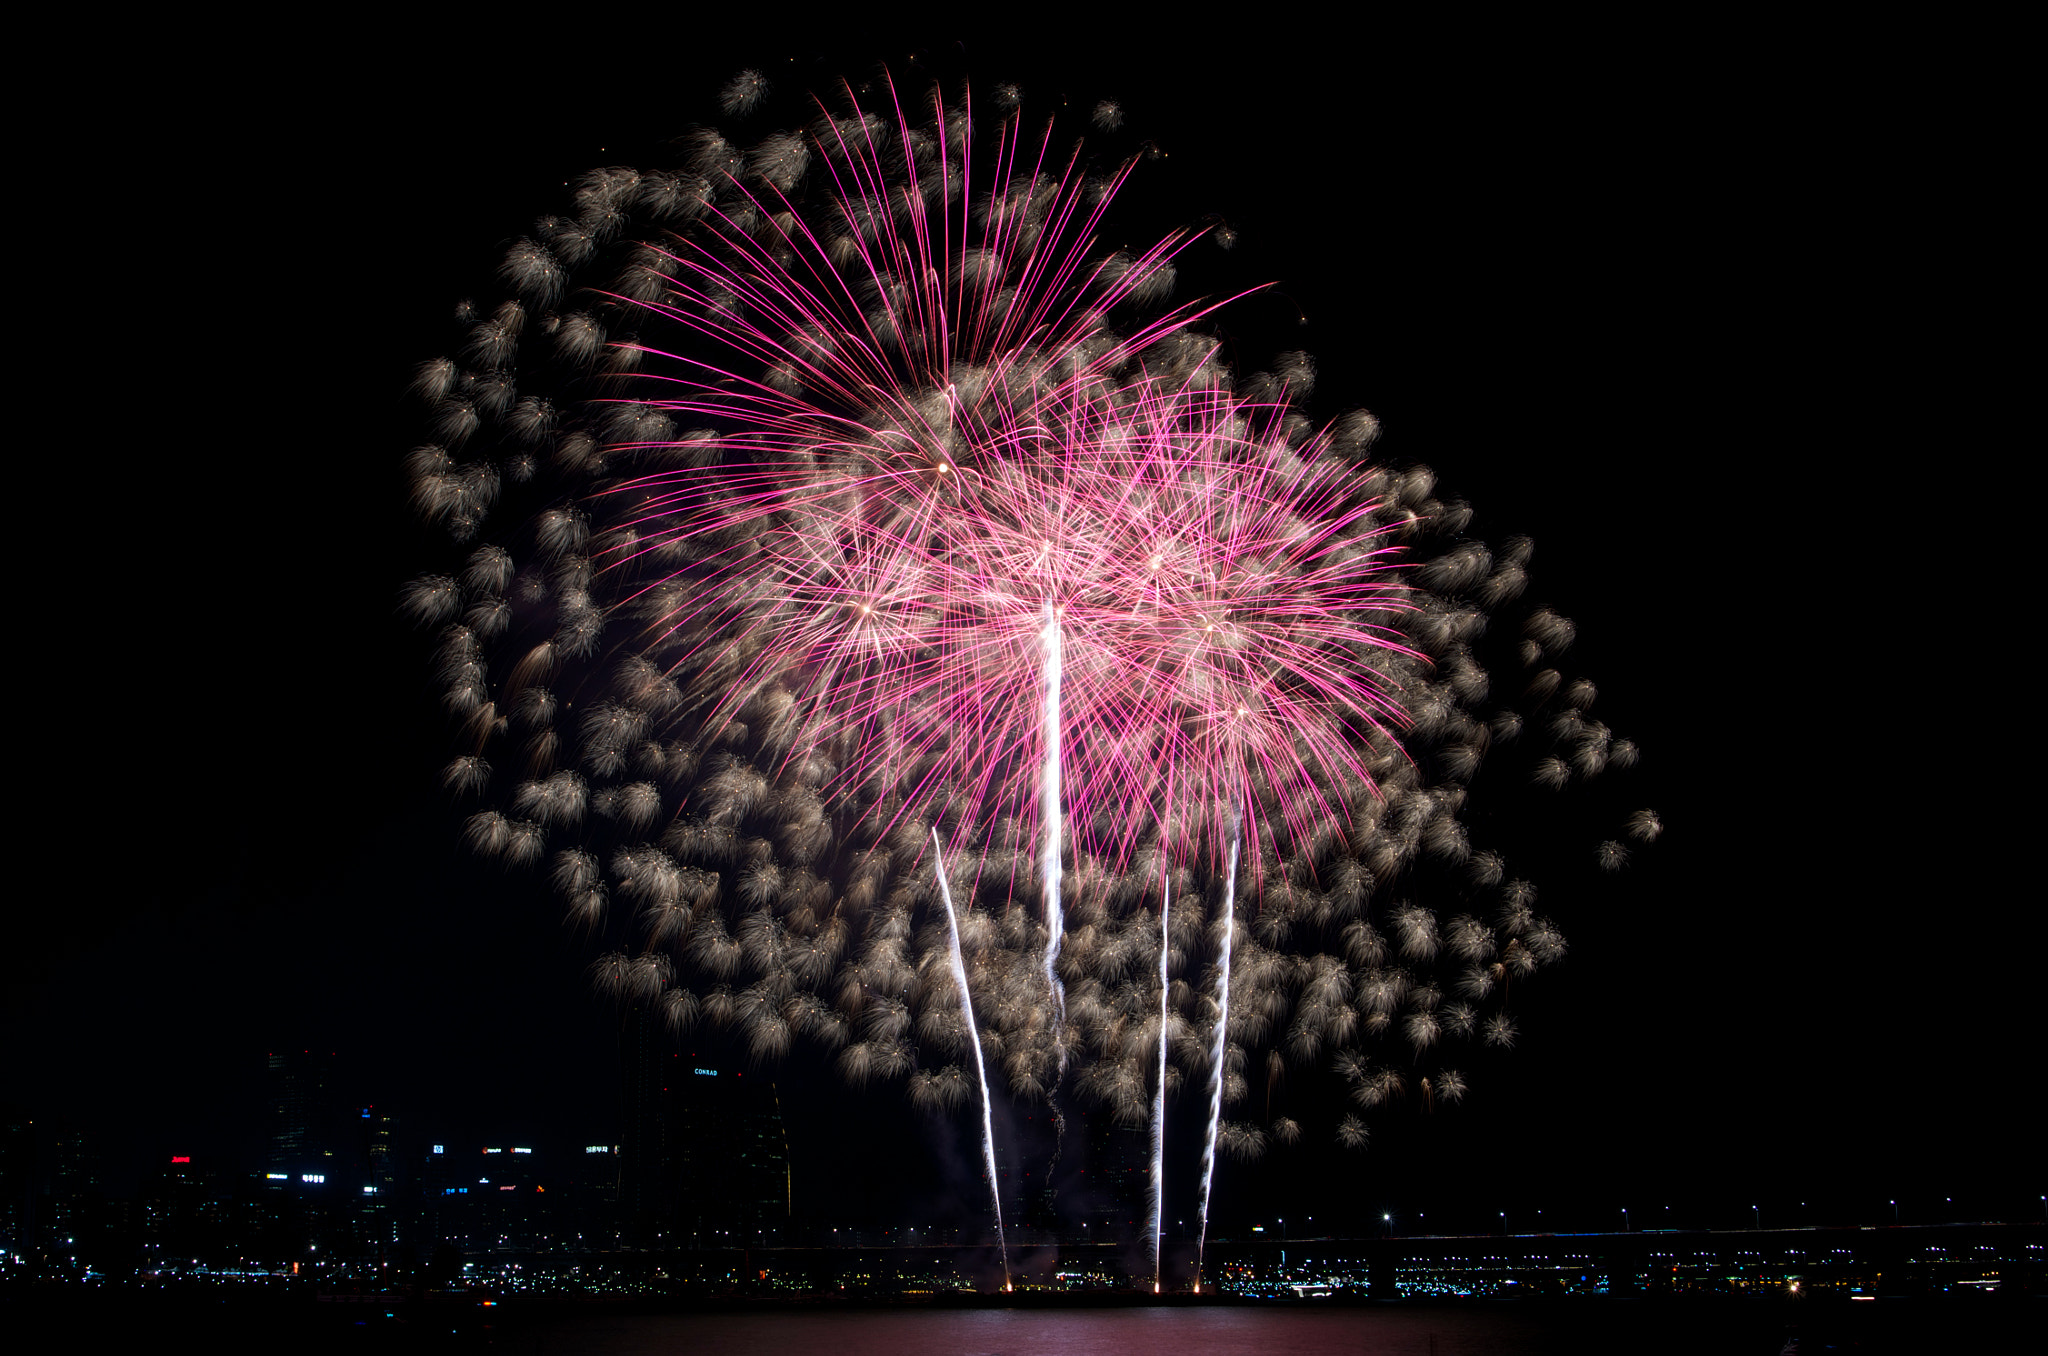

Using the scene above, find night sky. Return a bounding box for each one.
[13,22,2032,1236]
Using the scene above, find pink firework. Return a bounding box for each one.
[407,66,1642,1225]
[586,81,1418,880]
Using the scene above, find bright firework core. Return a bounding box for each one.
[409,66,1639,1287]
[605,108,1416,878]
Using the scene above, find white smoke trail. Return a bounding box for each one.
[1150,874,1171,1291]
[932,828,1010,1290]
[1194,827,1240,1292]
[1040,602,1067,1067]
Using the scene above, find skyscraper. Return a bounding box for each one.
[670,1058,790,1246]
[616,1011,790,1247]
[263,1049,341,1177]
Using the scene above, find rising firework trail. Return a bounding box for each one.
[1040,603,1067,1068]
[1195,825,1240,1291]
[1150,871,1171,1291]
[931,828,1009,1289]
[405,60,1652,1286]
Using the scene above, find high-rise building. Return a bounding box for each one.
[1004,1108,1061,1235]
[422,1141,550,1253]
[670,1057,790,1246]
[50,1123,107,1254]
[1077,1108,1150,1239]
[1002,1107,1147,1242]
[263,1049,343,1178]
[616,1011,790,1247]
[616,1004,669,1244]
[0,1105,33,1255]
[361,1105,400,1247]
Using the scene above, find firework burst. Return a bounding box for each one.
[404,63,1650,1285]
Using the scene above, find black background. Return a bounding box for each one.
[10,19,2033,1237]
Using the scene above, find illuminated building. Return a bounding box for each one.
[0,1106,31,1254]
[617,1003,666,1242]
[360,1105,399,1246]
[670,1057,790,1246]
[262,1049,343,1179]
[617,1010,790,1247]
[426,1142,549,1253]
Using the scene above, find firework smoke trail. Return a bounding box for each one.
[1150,873,1170,1291]
[1194,825,1240,1291]
[1040,603,1067,1067]
[931,828,1009,1289]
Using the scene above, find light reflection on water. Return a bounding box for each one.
[539,1305,1587,1356]
[505,1298,2012,1356]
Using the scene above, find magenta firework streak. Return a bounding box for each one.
[598,96,1416,875]
[408,67,1643,1270]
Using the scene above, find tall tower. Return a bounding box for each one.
[617,1017,791,1247]
[616,1005,670,1245]
[362,1105,399,1247]
[0,1105,32,1255]
[263,1049,341,1177]
[671,1057,790,1246]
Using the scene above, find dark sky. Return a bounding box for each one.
[13,23,2033,1235]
